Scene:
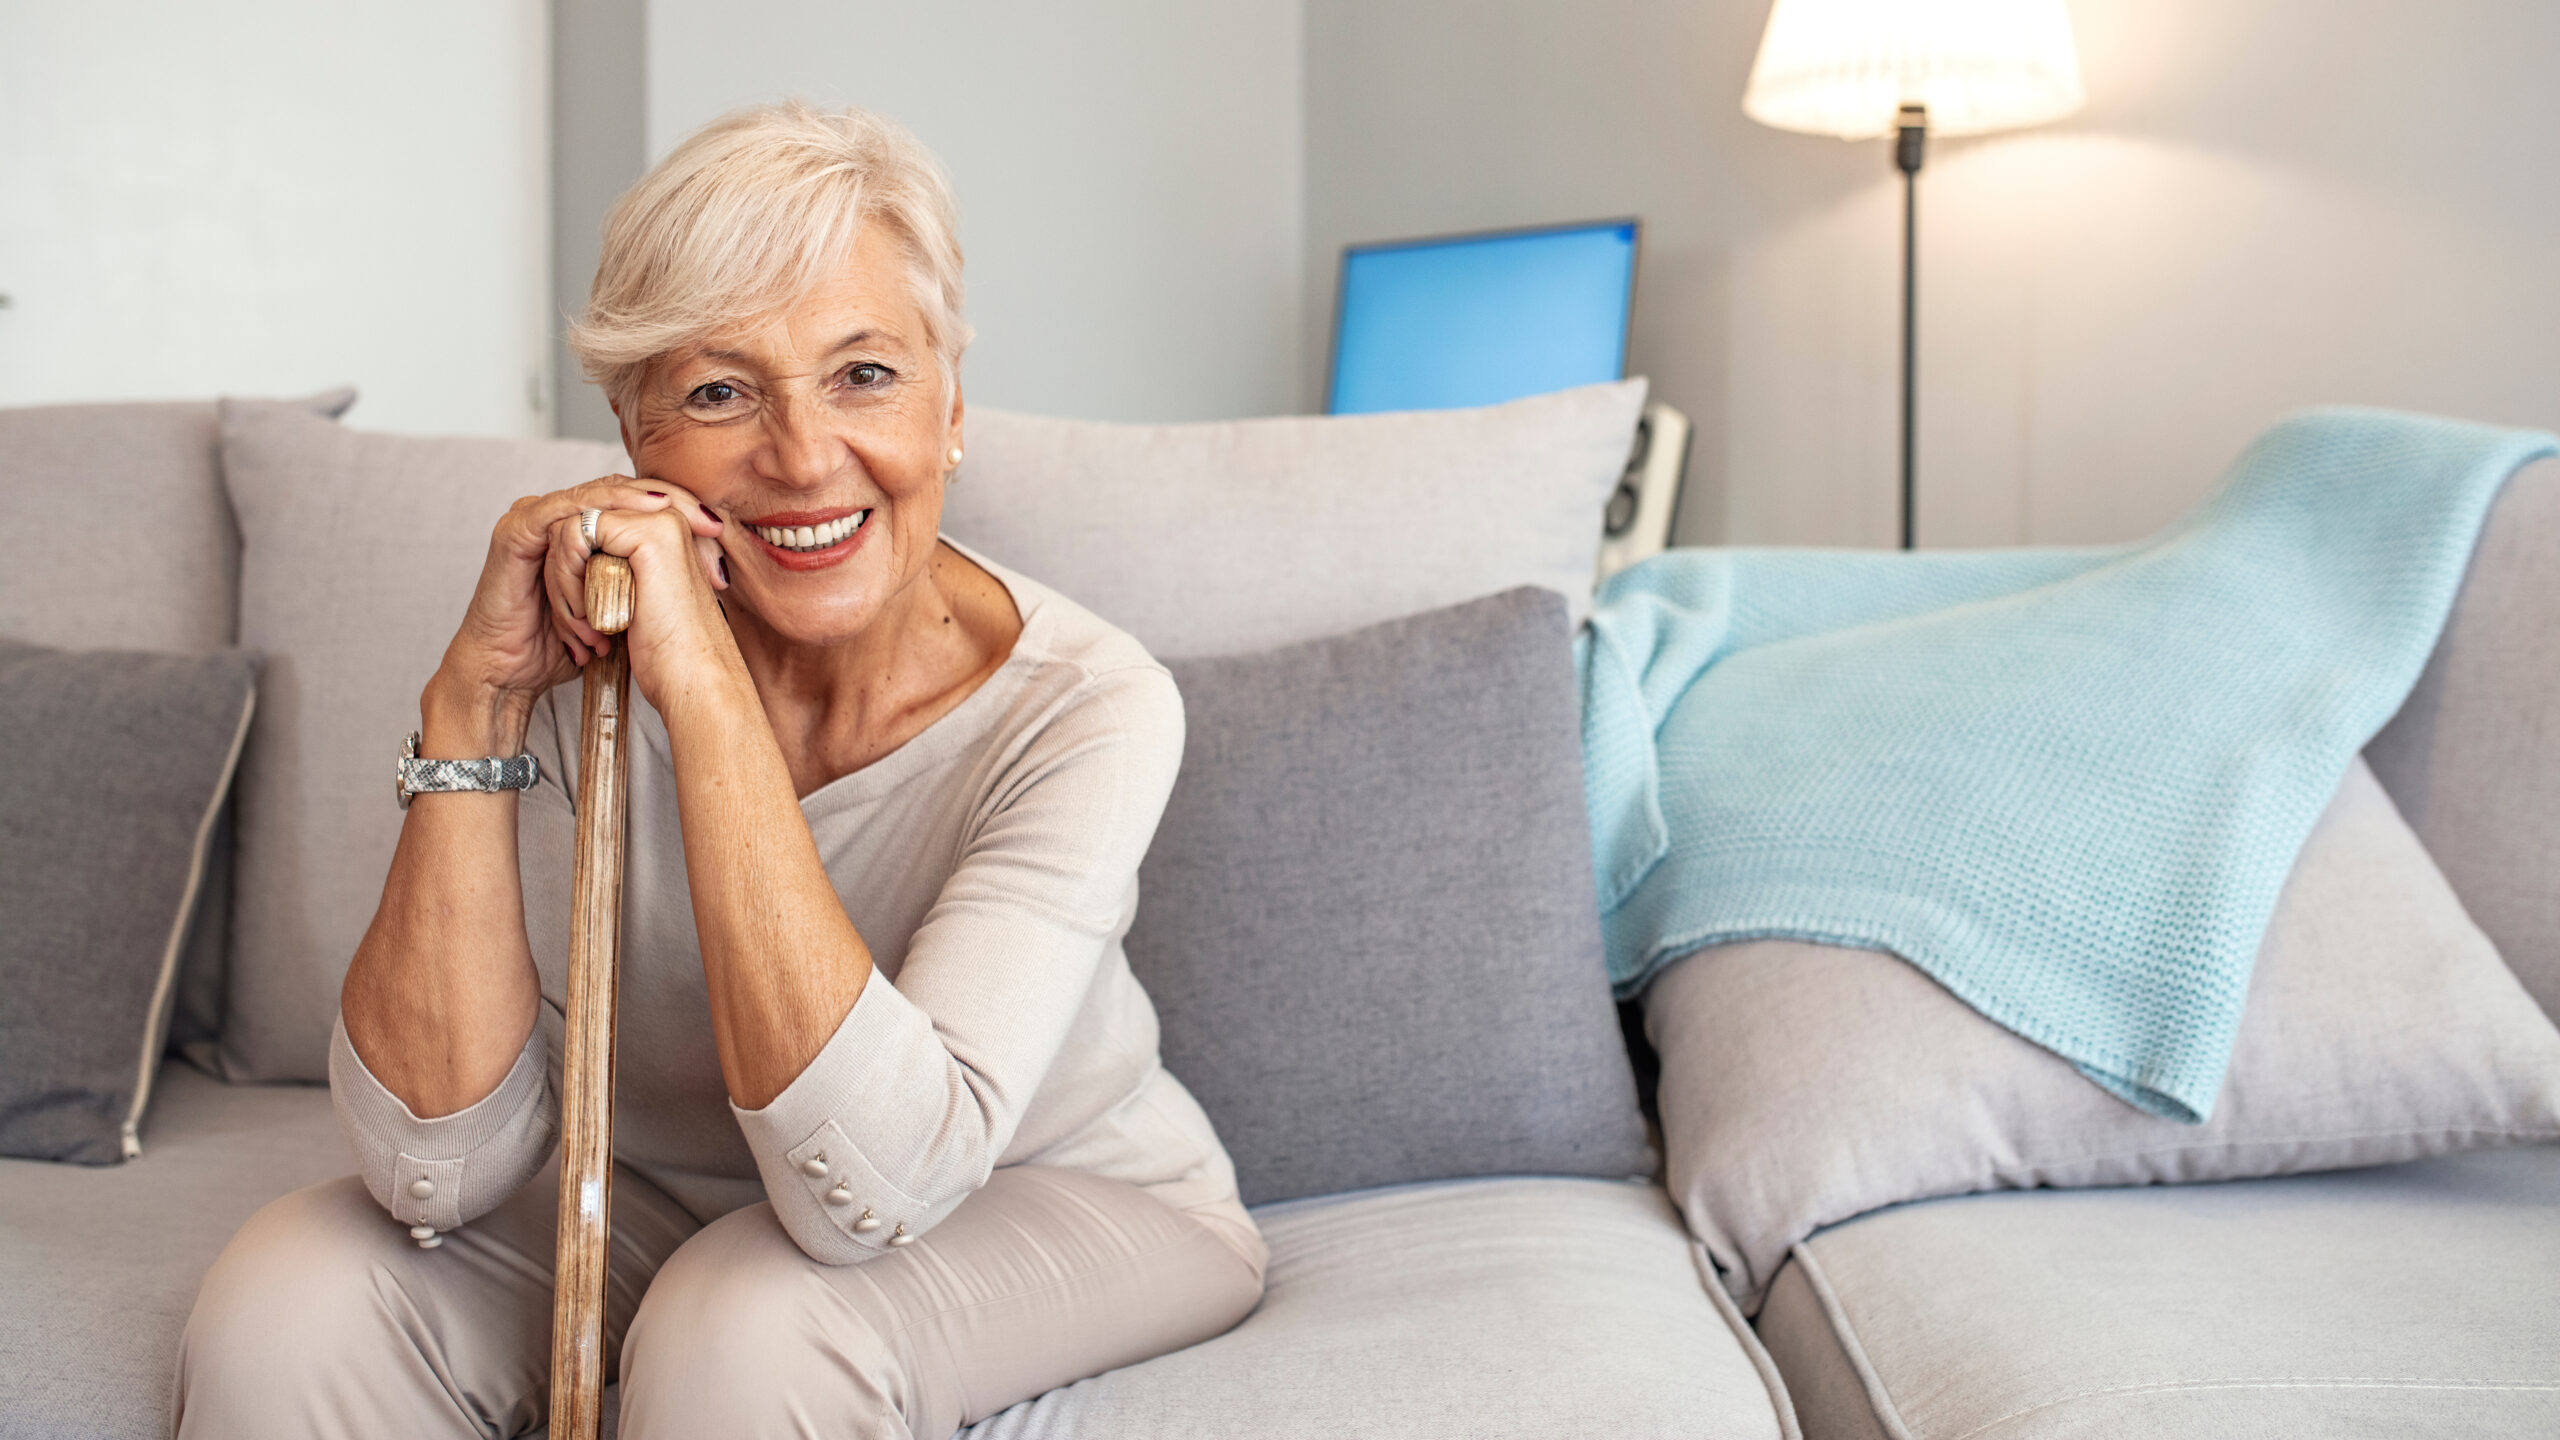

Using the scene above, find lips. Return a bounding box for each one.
[742,507,873,572]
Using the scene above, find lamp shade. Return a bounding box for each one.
[1743,0,2084,140]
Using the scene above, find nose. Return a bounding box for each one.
[758,389,852,492]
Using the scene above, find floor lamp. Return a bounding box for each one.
[1741,0,2084,549]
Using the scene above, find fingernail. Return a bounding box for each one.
[716,556,730,586]
[700,505,720,523]
[646,490,666,498]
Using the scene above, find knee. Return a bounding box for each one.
[176,1178,421,1418]
[620,1205,906,1437]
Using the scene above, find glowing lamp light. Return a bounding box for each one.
[1744,0,2085,141]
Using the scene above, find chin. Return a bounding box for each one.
[735,562,904,651]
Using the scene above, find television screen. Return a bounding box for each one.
[1327,219,1638,415]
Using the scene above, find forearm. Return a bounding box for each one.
[660,663,874,1110]
[339,673,546,1117]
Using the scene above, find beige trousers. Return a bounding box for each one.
[173,1162,1265,1439]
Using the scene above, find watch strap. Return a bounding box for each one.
[398,731,541,808]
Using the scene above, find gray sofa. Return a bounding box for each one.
[2,388,2554,1440]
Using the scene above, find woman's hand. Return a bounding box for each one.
[541,484,740,719]
[427,478,726,749]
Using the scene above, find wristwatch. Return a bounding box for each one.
[396,731,541,809]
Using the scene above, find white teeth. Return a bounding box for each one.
[757,513,868,552]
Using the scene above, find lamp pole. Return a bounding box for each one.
[1895,103,1925,551]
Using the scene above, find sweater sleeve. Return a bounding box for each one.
[330,1014,556,1233]
[326,686,575,1235]
[730,664,1185,1264]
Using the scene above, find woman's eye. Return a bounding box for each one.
[689,381,741,408]
[844,363,892,389]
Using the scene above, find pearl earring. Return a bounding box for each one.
[947,446,964,466]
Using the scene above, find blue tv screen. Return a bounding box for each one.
[1327,219,1637,415]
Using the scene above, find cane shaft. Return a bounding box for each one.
[549,555,633,1440]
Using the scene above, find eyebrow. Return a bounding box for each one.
[690,329,913,368]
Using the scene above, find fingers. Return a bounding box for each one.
[497,476,724,562]
[543,520,607,659]
[541,503,720,660]
[563,476,725,539]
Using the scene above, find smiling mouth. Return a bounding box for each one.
[752,510,871,553]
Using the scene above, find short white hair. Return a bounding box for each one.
[569,101,971,410]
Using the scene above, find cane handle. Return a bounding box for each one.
[586,554,634,637]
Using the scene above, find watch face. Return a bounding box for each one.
[397,731,421,808]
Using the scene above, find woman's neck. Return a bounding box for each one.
[726,542,1023,797]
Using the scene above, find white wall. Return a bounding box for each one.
[0,1,553,437]
[1308,0,2560,548]
[643,0,1305,425]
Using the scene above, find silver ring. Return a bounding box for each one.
[578,508,603,549]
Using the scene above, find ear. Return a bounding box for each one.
[945,381,965,456]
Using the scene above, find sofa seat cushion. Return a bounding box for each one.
[0,1063,346,1440]
[1757,1144,2560,1440]
[963,1176,1790,1439]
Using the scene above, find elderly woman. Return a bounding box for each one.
[175,102,1264,1438]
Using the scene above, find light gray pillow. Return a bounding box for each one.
[1128,588,1650,1205]
[944,380,1645,658]
[1646,758,2560,1311]
[2369,456,2560,1021]
[0,640,257,1164]
[218,402,627,1080]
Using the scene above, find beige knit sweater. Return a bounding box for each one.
[330,549,1243,1264]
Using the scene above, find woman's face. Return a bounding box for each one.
[621,223,962,651]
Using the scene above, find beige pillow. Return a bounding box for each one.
[219,402,625,1080]
[1647,757,2560,1312]
[943,380,1645,658]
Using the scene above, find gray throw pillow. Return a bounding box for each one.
[1646,758,2560,1311]
[1129,587,1650,1205]
[0,640,257,1164]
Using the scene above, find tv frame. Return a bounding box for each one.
[1323,215,1644,416]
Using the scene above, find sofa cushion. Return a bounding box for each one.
[1130,588,1649,1205]
[943,381,1644,658]
[1757,1143,2560,1440]
[0,642,257,1164]
[1646,758,2560,1309]
[964,1176,1787,1440]
[2369,456,2560,1021]
[217,402,626,1080]
[0,1064,347,1440]
[3,399,236,655]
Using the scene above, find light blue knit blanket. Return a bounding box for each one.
[1580,410,2555,1121]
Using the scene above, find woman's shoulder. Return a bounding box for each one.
[949,541,1183,766]
[951,539,1174,694]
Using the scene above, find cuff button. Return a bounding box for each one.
[825,1184,853,1206]
[886,1224,915,1248]
[799,1155,831,1179]
[410,1224,443,1249]
[852,1208,881,1234]
[408,1178,437,1199]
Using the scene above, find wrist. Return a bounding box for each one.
[419,670,537,759]
[652,645,764,747]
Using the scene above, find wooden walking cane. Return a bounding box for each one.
[549,552,635,1440]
